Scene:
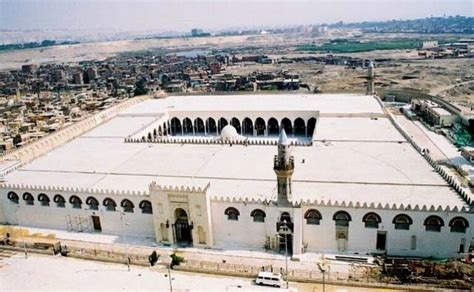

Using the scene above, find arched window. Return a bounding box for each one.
[250,209,266,222]
[333,211,351,227]
[363,212,381,229]
[139,200,153,214]
[53,194,66,208]
[69,195,82,209]
[280,212,292,223]
[38,193,50,207]
[393,214,413,230]
[424,215,444,232]
[23,192,34,206]
[121,199,134,213]
[304,209,322,225]
[103,198,117,211]
[449,217,469,233]
[7,191,19,204]
[224,207,239,221]
[86,196,99,210]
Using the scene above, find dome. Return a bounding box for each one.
[220,125,239,139]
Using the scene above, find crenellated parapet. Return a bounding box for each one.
[125,136,313,147]
[211,195,271,205]
[149,181,211,194]
[2,183,149,197]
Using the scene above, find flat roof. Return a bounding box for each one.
[4,94,466,209]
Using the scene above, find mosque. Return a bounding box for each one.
[0,64,472,259]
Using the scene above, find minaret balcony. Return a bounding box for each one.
[273,155,294,171]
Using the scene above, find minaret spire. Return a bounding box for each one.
[274,129,294,205]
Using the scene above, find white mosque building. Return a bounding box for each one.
[0,85,472,259]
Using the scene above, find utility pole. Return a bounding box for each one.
[120,212,130,271]
[167,266,173,292]
[318,263,326,292]
[284,220,289,289]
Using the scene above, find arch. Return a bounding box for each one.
[267,118,279,135]
[147,132,152,141]
[424,215,444,232]
[224,207,240,221]
[242,117,253,136]
[293,118,306,136]
[183,118,193,135]
[69,195,82,209]
[7,191,19,204]
[250,209,266,222]
[281,118,292,136]
[53,194,66,208]
[217,118,228,133]
[255,117,266,136]
[170,117,181,135]
[449,217,469,233]
[121,199,135,213]
[175,208,188,220]
[393,214,413,230]
[206,118,217,135]
[333,211,352,227]
[280,212,292,223]
[153,128,157,138]
[230,117,241,134]
[103,197,117,211]
[139,200,153,214]
[23,192,34,205]
[307,117,317,138]
[194,118,205,135]
[38,193,50,207]
[158,126,162,136]
[304,209,322,225]
[197,226,206,244]
[86,196,99,210]
[363,212,381,228]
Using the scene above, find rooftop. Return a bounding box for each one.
[4,94,466,209]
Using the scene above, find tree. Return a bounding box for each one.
[134,79,149,96]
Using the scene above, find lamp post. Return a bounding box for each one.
[318,263,326,292]
[167,266,173,292]
[15,204,28,259]
[120,211,130,271]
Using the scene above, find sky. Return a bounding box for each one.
[0,0,472,32]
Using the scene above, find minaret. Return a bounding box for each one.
[366,60,375,95]
[274,129,294,206]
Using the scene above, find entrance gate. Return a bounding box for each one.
[173,208,192,247]
[277,212,293,255]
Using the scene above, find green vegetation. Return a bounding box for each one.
[451,123,473,147]
[170,253,184,268]
[0,40,79,52]
[298,39,423,53]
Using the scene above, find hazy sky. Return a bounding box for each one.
[1,0,472,32]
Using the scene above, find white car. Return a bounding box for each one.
[255,271,283,288]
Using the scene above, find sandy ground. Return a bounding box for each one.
[0,252,401,292]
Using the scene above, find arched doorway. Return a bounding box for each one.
[281,118,292,136]
[194,118,205,135]
[230,117,241,134]
[171,118,182,136]
[268,118,279,136]
[183,118,193,135]
[255,118,266,136]
[293,118,306,137]
[206,118,217,135]
[174,208,192,246]
[278,212,293,255]
[242,118,253,136]
[217,118,228,133]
